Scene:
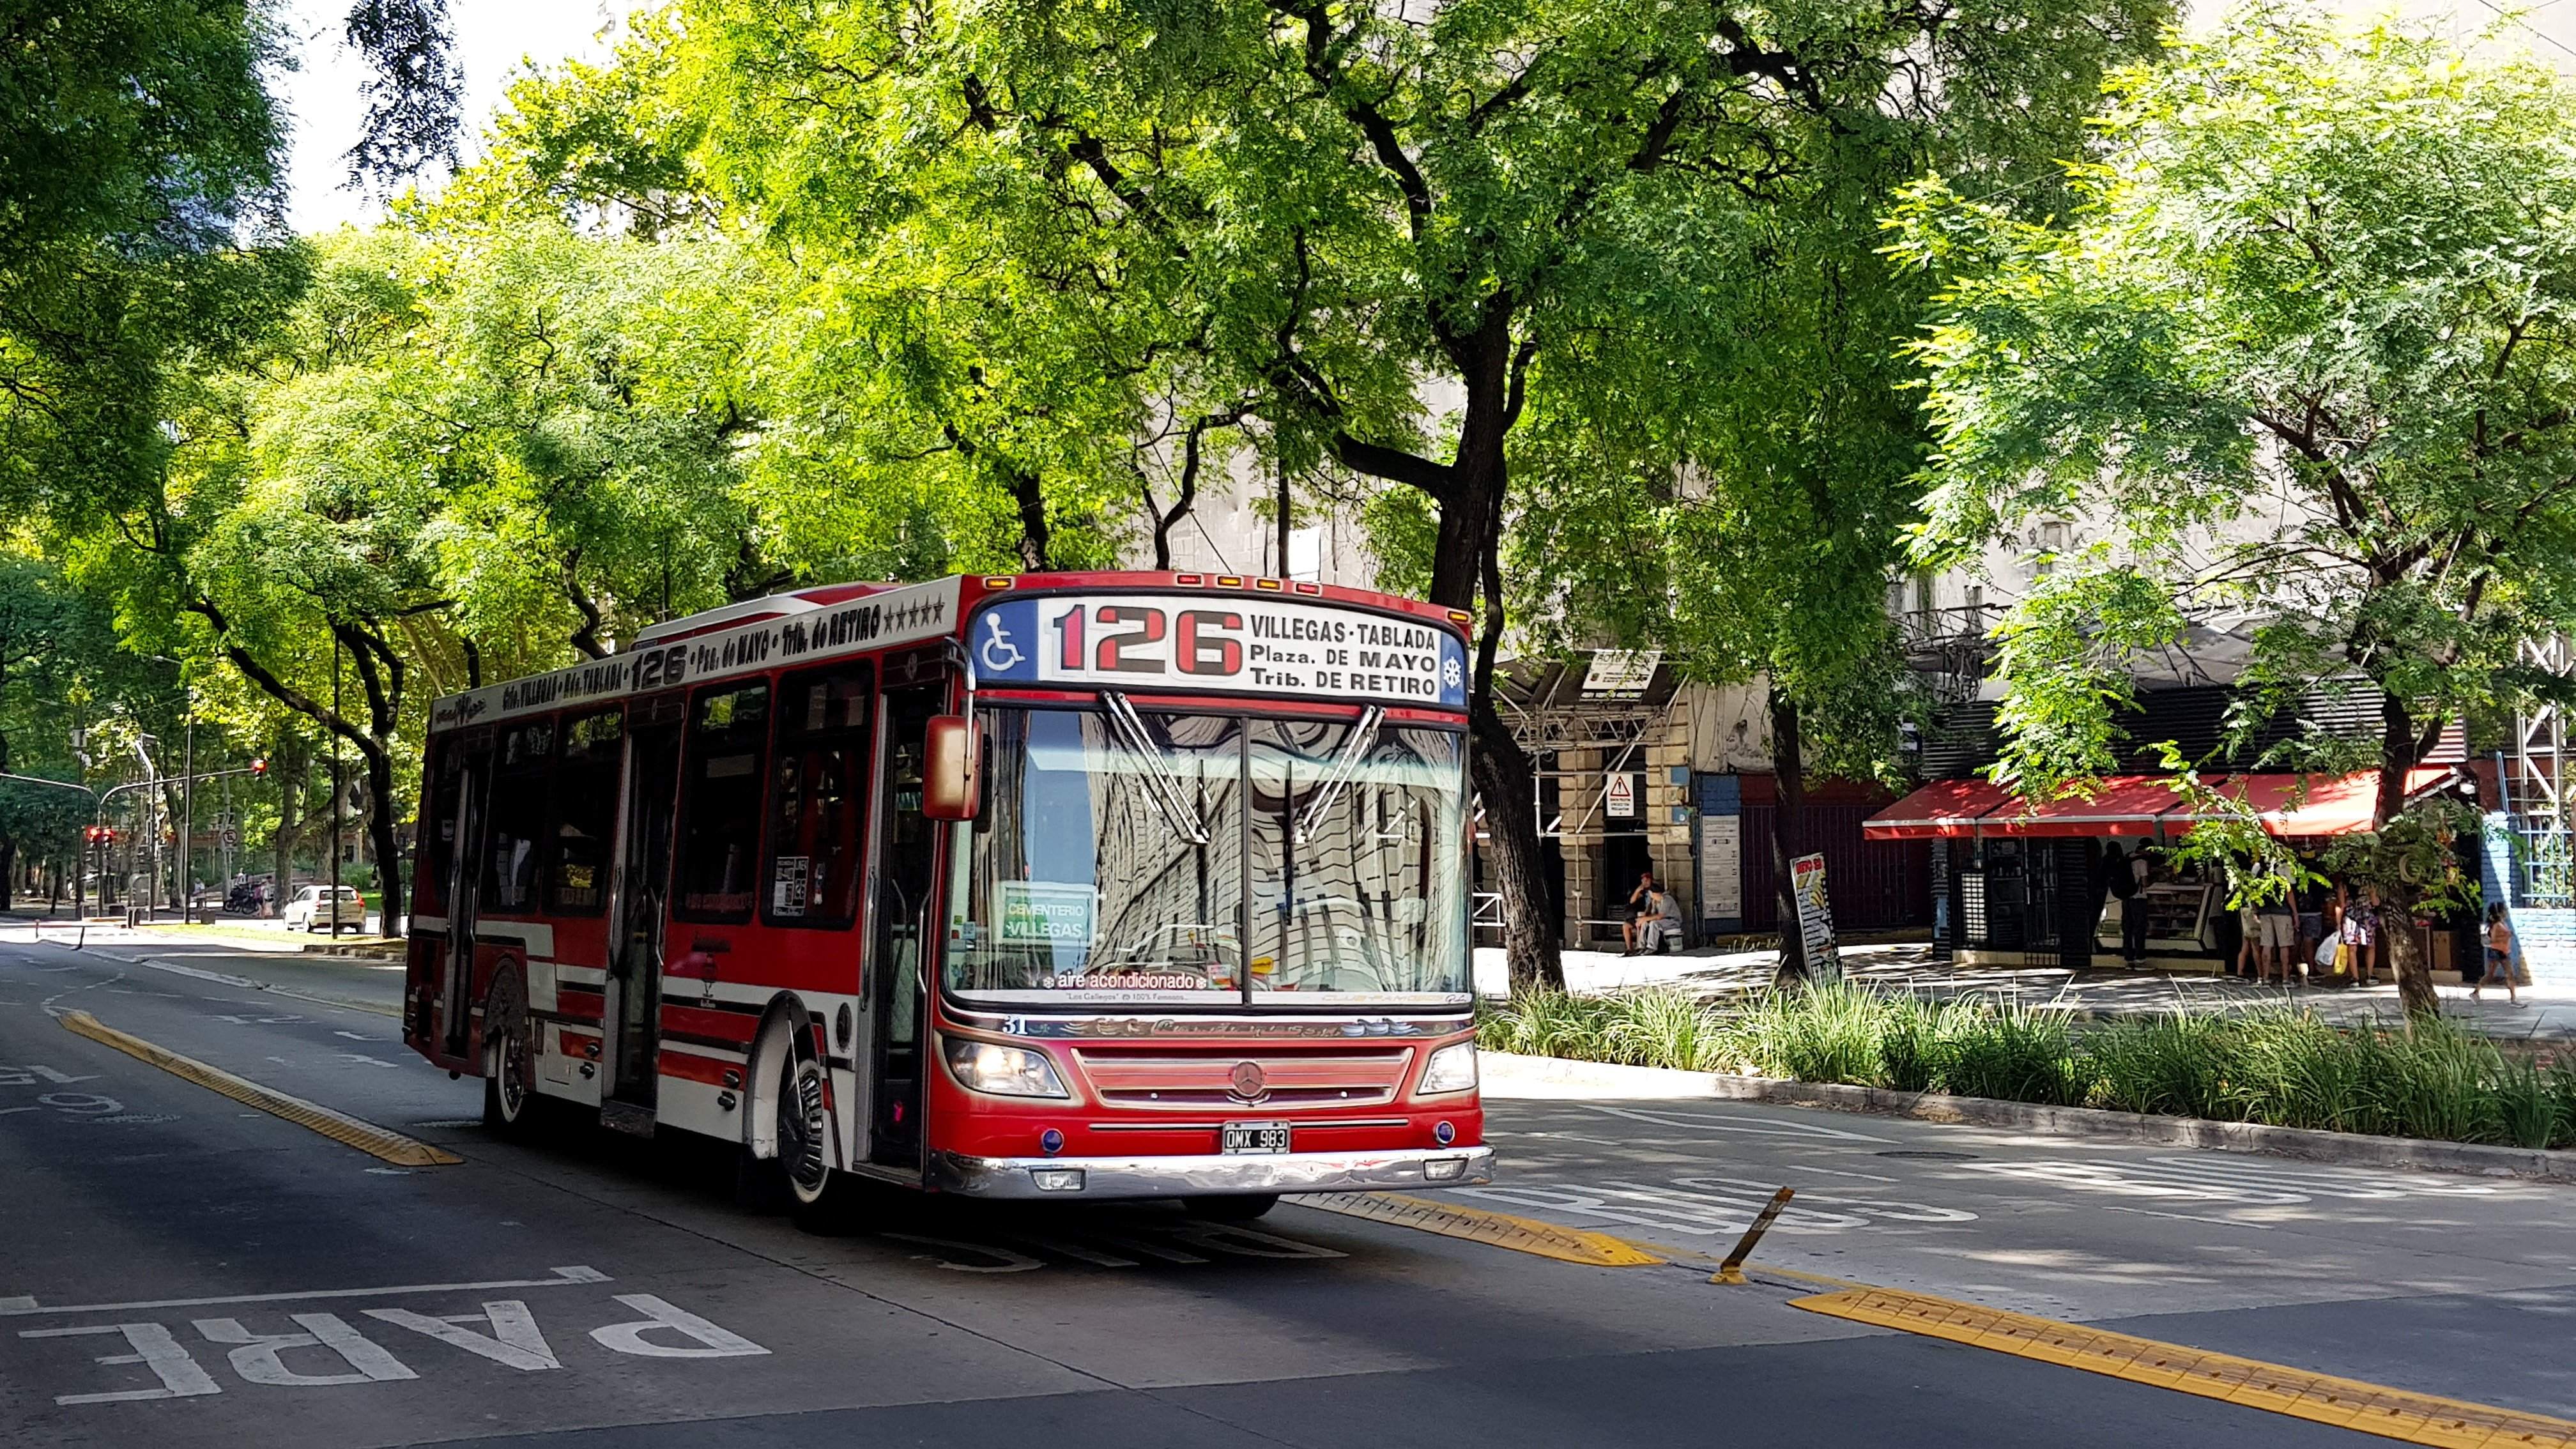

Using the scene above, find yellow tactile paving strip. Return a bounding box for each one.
[58,1011,462,1168]
[1296,1192,1662,1266]
[1793,1286,2576,1448]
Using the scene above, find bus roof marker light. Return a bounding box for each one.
[1292,581,1322,595]
[983,576,1015,590]
[1216,576,1242,588]
[1176,573,1203,586]
[1254,578,1283,592]
[1447,610,1473,625]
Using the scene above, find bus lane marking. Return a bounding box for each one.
[1792,1285,2576,1449]
[15,1291,769,1406]
[0,1264,610,1318]
[54,1010,460,1167]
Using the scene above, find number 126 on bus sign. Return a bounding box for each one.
[970,595,1468,709]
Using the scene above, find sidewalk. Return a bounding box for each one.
[1474,939,2576,1041]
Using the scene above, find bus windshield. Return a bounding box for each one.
[944,706,1470,1006]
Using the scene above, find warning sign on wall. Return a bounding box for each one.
[1604,773,1637,819]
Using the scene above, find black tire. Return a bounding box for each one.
[480,976,539,1136]
[776,1053,861,1234]
[1185,1193,1280,1222]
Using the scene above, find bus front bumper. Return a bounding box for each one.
[928,1145,1496,1200]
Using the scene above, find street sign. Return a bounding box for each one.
[1604,772,1637,819]
[1790,852,1841,979]
[1580,650,1660,699]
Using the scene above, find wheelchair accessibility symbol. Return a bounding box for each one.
[978,613,1025,673]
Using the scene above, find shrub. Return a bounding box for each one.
[1602,988,1733,1073]
[1482,981,2566,1153]
[1941,1001,2079,1105]
[2080,1015,2234,1119]
[1733,980,1890,1087]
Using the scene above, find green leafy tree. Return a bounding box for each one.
[1895,11,2576,1016]
[1,0,295,525]
[1031,0,2159,986]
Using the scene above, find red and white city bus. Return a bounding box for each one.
[404,571,1491,1219]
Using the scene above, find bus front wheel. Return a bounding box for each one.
[1185,1193,1280,1222]
[774,1052,862,1233]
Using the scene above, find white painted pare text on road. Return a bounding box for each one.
[17,1294,766,1406]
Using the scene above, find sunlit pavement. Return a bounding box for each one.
[1,933,2567,1447]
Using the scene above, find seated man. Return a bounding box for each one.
[1633,887,1686,955]
[1618,871,1659,951]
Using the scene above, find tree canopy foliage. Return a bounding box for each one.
[1897,12,2576,1012]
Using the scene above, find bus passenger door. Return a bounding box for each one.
[608,707,683,1107]
[866,673,944,1169]
[438,740,491,1061]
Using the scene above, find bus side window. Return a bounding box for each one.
[675,683,770,922]
[418,740,464,916]
[763,666,872,929]
[547,708,624,914]
[483,719,555,914]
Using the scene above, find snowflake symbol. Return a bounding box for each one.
[1441,656,1464,689]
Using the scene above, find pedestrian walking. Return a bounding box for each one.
[2336,882,2380,988]
[2253,877,2297,985]
[2475,903,2522,1006]
[2114,843,2153,964]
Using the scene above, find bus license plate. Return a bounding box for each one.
[1222,1121,1291,1155]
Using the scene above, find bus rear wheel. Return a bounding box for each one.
[1184,1193,1280,1222]
[480,980,537,1137]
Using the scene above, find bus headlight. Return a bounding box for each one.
[942,1038,1070,1098]
[1418,1041,1478,1095]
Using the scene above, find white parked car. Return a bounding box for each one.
[283,884,367,933]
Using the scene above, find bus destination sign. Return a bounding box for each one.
[970,594,1468,708]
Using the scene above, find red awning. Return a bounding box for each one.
[1860,779,2012,839]
[1862,768,2462,843]
[1995,776,2189,838]
[2174,767,2459,838]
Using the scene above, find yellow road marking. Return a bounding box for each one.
[57,1011,461,1168]
[1294,1192,1662,1266]
[1793,1286,2576,1448]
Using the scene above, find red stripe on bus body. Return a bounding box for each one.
[659,1050,739,1088]
[661,1003,759,1045]
[555,987,605,1020]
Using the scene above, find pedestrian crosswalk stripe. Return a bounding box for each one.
[1792,1285,2576,1447]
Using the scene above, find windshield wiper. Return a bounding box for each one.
[1294,705,1384,845]
[1101,691,1210,844]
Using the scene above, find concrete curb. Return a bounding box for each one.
[1483,1050,2576,1184]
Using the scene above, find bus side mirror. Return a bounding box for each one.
[922,715,980,821]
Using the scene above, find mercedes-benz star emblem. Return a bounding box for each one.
[1229,1061,1267,1100]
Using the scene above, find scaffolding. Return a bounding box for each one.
[1494,654,1681,840]
[2508,635,2573,906]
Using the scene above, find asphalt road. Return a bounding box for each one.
[1,926,2568,1448]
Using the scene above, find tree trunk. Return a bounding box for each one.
[1469,701,1562,991]
[2375,691,2438,1018]
[0,840,13,912]
[1434,434,1563,993]
[272,747,303,912]
[362,739,404,935]
[1768,686,1811,983]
